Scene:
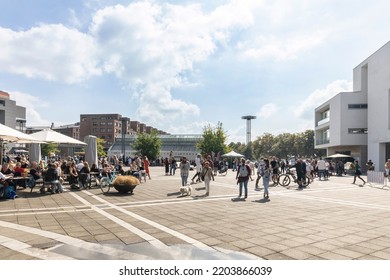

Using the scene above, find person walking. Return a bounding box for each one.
[262,158,271,199]
[352,160,366,185]
[235,158,251,199]
[255,158,265,190]
[200,161,214,196]
[143,156,151,180]
[191,154,202,183]
[179,157,190,186]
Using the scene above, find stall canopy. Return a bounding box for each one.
[29,128,87,145]
[0,123,42,143]
[326,153,352,158]
[0,123,44,164]
[221,150,244,158]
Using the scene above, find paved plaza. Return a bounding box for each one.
[1,166,390,260]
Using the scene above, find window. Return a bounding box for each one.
[348,128,367,134]
[348,104,368,109]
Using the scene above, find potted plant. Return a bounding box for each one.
[112,175,140,194]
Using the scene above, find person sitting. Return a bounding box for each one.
[78,162,90,189]
[90,163,101,186]
[28,161,43,191]
[68,161,79,189]
[101,163,113,180]
[44,163,63,193]
[130,161,140,179]
[0,171,16,199]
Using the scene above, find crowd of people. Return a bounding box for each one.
[2,151,387,201]
[0,153,152,199]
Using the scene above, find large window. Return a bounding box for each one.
[348,104,367,109]
[348,128,367,134]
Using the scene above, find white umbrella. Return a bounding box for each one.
[326,153,352,158]
[0,123,42,143]
[29,128,87,145]
[221,150,244,158]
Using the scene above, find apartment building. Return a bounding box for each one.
[79,114,135,149]
[315,41,390,171]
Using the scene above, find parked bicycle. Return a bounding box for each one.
[278,167,311,189]
[100,173,117,194]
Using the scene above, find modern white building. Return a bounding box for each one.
[315,41,390,171]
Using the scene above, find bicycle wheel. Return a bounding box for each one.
[302,176,311,187]
[278,174,291,188]
[100,177,110,193]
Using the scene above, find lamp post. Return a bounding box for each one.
[241,115,256,159]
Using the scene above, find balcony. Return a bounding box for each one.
[316,138,330,145]
[317,117,330,127]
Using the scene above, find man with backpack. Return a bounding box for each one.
[234,158,252,200]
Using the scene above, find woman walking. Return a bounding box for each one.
[352,160,366,185]
[200,161,214,196]
[235,158,251,199]
[179,157,191,186]
[262,158,271,199]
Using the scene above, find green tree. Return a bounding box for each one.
[41,143,59,157]
[132,132,162,160]
[97,138,106,157]
[197,122,228,157]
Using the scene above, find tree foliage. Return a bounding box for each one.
[197,122,229,157]
[41,143,59,157]
[132,132,162,160]
[251,130,325,160]
[97,138,106,157]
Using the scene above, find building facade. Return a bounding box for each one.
[107,134,202,161]
[79,114,136,149]
[315,41,390,171]
[0,90,26,130]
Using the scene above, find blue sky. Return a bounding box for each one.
[1,0,389,143]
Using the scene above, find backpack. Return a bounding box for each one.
[239,165,249,177]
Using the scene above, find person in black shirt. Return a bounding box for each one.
[45,163,63,193]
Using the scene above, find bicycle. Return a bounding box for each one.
[100,173,117,194]
[278,168,311,189]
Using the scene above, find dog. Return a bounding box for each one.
[180,185,192,196]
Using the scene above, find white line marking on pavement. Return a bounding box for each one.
[81,190,218,252]
[68,191,168,249]
[0,221,150,260]
[0,234,74,260]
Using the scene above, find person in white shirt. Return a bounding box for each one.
[316,158,326,180]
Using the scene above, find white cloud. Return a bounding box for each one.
[8,91,51,126]
[293,79,353,119]
[0,25,101,83]
[239,30,329,61]
[257,103,278,119]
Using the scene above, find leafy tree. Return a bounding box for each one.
[97,138,106,157]
[251,130,325,160]
[132,131,161,160]
[197,122,228,157]
[41,143,59,157]
[228,142,247,155]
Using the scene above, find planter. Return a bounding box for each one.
[113,184,137,194]
[111,175,140,194]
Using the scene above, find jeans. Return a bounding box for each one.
[263,175,269,197]
[238,179,248,198]
[181,175,188,186]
